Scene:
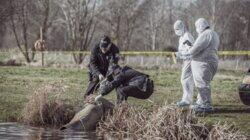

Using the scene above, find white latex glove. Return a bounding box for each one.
[98,74,104,81]
[184,44,192,50]
[95,94,102,102]
[175,52,182,59]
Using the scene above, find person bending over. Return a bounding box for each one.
[98,65,154,104]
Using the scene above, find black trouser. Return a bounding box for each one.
[85,72,100,96]
[116,83,153,103]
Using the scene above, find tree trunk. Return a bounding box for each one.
[72,53,84,65]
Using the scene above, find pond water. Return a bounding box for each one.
[0,122,98,140]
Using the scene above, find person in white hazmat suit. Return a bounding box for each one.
[173,20,195,107]
[177,18,220,113]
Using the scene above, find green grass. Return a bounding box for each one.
[0,66,249,136]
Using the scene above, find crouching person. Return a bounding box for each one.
[98,65,154,104]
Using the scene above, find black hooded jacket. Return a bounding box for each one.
[89,43,119,76]
[111,66,149,92]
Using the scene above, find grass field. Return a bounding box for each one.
[0,66,249,136]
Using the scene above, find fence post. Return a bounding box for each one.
[126,56,129,65]
[156,56,159,66]
[40,27,44,67]
[235,58,239,71]
[140,56,144,67]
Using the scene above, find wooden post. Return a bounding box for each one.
[236,58,239,71]
[172,52,177,64]
[41,52,44,67]
[140,56,144,67]
[40,27,43,40]
[40,27,44,67]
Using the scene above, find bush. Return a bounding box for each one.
[22,84,75,127]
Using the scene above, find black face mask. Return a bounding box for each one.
[100,40,111,54]
[99,36,111,49]
[100,42,109,48]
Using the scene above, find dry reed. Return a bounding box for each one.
[97,104,247,140]
[21,85,247,139]
[22,84,75,127]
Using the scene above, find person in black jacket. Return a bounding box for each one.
[84,35,120,98]
[98,65,154,104]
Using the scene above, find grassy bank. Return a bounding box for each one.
[0,66,249,135]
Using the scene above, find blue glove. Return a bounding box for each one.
[99,80,114,96]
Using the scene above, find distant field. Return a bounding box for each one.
[0,66,249,136]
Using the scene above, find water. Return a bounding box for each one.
[0,123,98,140]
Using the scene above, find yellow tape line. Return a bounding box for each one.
[218,51,250,56]
[121,51,173,56]
[0,51,249,56]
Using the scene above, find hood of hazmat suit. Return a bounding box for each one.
[174,20,185,36]
[195,18,210,34]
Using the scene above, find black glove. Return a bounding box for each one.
[99,80,114,96]
[183,40,192,46]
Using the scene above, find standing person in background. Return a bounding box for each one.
[173,20,195,107]
[84,35,120,99]
[177,18,220,113]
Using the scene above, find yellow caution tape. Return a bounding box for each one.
[218,51,250,56]
[0,50,248,64]
[120,51,173,56]
[0,50,249,56]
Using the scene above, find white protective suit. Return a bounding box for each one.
[174,20,195,104]
[181,18,220,105]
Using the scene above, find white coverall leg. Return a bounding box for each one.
[174,20,195,105]
[181,60,194,104]
[192,61,218,105]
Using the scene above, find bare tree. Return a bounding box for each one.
[1,0,249,54]
[100,0,150,50]
[0,0,12,24]
[99,0,124,48]
[31,0,59,61]
[57,0,99,64]
[188,0,250,51]
[145,0,169,51]
[10,0,33,62]
[0,0,13,48]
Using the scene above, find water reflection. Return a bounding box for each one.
[0,123,98,140]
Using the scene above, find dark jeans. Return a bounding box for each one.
[116,82,153,103]
[85,73,100,97]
